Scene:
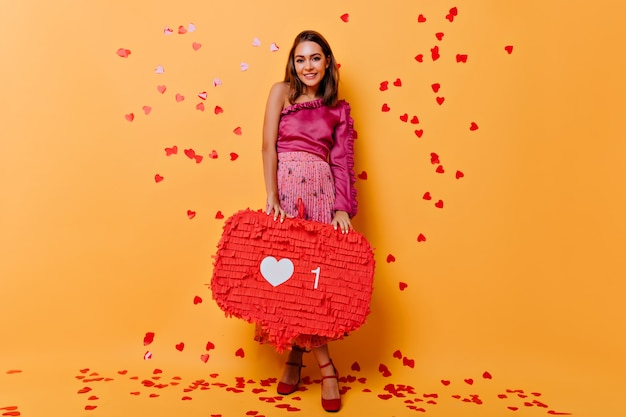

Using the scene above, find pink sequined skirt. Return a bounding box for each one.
[255,151,341,350]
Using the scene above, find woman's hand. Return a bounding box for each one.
[266,195,289,223]
[331,210,352,234]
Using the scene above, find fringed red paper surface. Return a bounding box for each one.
[211,209,375,351]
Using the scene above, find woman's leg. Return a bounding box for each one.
[279,347,305,386]
[312,344,340,400]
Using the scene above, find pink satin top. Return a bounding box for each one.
[276,98,358,217]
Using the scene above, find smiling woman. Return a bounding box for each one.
[259,30,359,412]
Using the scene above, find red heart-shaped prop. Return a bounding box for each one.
[469,122,479,131]
[154,174,164,183]
[235,348,245,358]
[417,234,426,242]
[417,14,426,23]
[386,254,395,263]
[230,152,239,161]
[423,192,432,200]
[393,78,402,87]
[456,54,468,63]
[455,170,464,179]
[214,105,224,114]
[125,113,134,122]
[340,13,349,23]
[192,42,202,51]
[436,97,445,105]
[381,103,390,112]
[399,113,408,122]
[233,127,242,135]
[410,115,419,124]
[176,343,185,352]
[196,102,205,111]
[143,332,155,346]
[430,152,440,164]
[358,171,367,180]
[414,129,424,138]
[431,83,441,93]
[505,45,514,54]
[435,200,444,208]
[175,93,185,102]
[379,81,389,91]
[165,146,177,156]
[157,85,167,94]
[415,54,424,62]
[435,32,444,41]
[215,211,225,219]
[212,210,375,351]
[187,210,196,219]
[436,165,445,174]
[399,282,408,291]
[431,46,440,61]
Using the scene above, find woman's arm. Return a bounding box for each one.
[261,82,289,222]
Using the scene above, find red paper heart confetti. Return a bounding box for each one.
[230,152,239,161]
[144,332,155,345]
[77,387,92,394]
[214,105,224,114]
[378,364,392,377]
[340,13,349,22]
[402,357,415,368]
[144,351,153,360]
[157,85,167,94]
[200,354,209,363]
[399,113,408,122]
[143,106,152,115]
[177,25,187,34]
[351,362,361,372]
[441,380,450,386]
[193,296,203,304]
[455,170,464,179]
[469,122,479,131]
[431,46,440,61]
[435,200,444,209]
[393,78,402,87]
[505,45,514,54]
[196,102,205,111]
[209,150,218,159]
[508,407,519,411]
[235,348,245,358]
[415,54,424,62]
[194,155,203,164]
[84,406,97,411]
[184,149,196,159]
[547,412,572,416]
[482,371,492,379]
[417,14,426,23]
[206,341,215,350]
[464,378,474,385]
[435,32,444,41]
[357,171,367,180]
[198,92,207,100]
[423,192,432,200]
[87,396,98,400]
[154,174,164,183]
[187,210,196,219]
[431,83,441,93]
[116,48,131,58]
[414,129,423,138]
[381,103,390,112]
[175,93,185,102]
[436,165,445,174]
[6,370,22,374]
[192,42,202,51]
[175,343,185,351]
[392,350,402,359]
[215,211,225,219]
[456,54,468,63]
[430,152,440,164]
[436,97,445,105]
[182,396,193,401]
[378,394,392,400]
[410,115,419,124]
[233,127,243,135]
[125,113,134,122]
[399,282,408,291]
[417,234,426,242]
[379,81,389,91]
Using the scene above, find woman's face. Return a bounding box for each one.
[293,41,329,94]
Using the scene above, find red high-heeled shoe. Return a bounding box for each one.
[276,360,304,395]
[319,360,341,412]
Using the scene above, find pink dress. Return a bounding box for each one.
[255,98,358,349]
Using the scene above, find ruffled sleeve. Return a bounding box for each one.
[329,100,358,217]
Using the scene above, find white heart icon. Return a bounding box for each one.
[260,256,294,287]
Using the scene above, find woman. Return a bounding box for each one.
[260,30,358,413]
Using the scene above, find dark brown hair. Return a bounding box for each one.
[284,30,339,106]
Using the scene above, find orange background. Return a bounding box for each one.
[1,1,625,416]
